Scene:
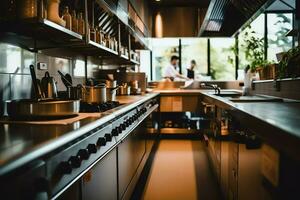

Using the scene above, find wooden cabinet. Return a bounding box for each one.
[160,95,199,112]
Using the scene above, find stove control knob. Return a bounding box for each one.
[125,121,130,127]
[121,123,126,130]
[105,134,112,142]
[87,144,97,154]
[117,126,123,133]
[60,161,72,174]
[78,149,90,160]
[112,128,119,136]
[69,156,81,168]
[97,137,106,146]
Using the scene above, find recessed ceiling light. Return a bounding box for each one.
[155,0,161,2]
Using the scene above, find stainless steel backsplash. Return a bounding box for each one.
[0,43,86,116]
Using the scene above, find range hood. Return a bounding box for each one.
[199,0,276,37]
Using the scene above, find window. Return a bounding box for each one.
[210,38,236,80]
[238,14,265,70]
[151,38,179,81]
[0,43,35,74]
[139,50,151,81]
[181,38,208,77]
[267,13,293,62]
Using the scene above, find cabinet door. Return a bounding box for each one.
[238,144,263,200]
[228,142,238,200]
[82,148,118,200]
[220,141,229,199]
[118,126,146,200]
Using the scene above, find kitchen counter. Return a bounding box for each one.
[0,93,159,175]
[1,88,300,174]
[200,91,300,161]
[155,88,300,160]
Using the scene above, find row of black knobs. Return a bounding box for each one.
[59,108,147,174]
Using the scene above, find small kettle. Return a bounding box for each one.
[41,71,58,99]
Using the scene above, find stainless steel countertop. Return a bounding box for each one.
[1,88,300,174]
[0,93,159,175]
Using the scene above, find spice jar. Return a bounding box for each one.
[62,6,72,30]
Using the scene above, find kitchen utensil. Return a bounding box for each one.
[130,80,140,95]
[81,84,106,104]
[118,83,131,95]
[105,80,118,101]
[30,65,44,100]
[41,71,58,99]
[7,99,80,119]
[58,70,72,88]
[67,85,81,100]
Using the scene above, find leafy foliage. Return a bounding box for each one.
[241,26,266,70]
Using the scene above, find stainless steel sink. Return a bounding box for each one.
[212,92,284,102]
[227,96,284,102]
[213,91,242,98]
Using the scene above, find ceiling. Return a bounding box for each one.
[150,0,210,8]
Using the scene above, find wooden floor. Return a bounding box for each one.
[140,139,221,200]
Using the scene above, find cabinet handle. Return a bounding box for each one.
[232,169,237,179]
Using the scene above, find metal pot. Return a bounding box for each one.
[7,99,80,119]
[105,80,118,101]
[118,83,131,95]
[81,84,106,104]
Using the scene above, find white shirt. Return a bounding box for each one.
[163,65,179,78]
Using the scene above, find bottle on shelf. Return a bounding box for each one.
[71,10,78,33]
[78,12,85,35]
[95,27,100,44]
[90,25,96,42]
[62,6,72,30]
[100,30,105,46]
[113,38,118,52]
[105,34,110,48]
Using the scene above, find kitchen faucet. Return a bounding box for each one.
[200,83,221,95]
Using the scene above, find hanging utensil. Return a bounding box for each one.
[41,71,58,99]
[29,65,44,100]
[58,70,72,88]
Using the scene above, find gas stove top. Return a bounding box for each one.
[80,101,120,113]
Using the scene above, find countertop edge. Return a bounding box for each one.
[0,93,159,176]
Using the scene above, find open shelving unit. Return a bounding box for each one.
[0,0,147,65]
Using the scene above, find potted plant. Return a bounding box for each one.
[278,46,300,79]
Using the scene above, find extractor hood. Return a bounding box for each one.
[199,0,276,37]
